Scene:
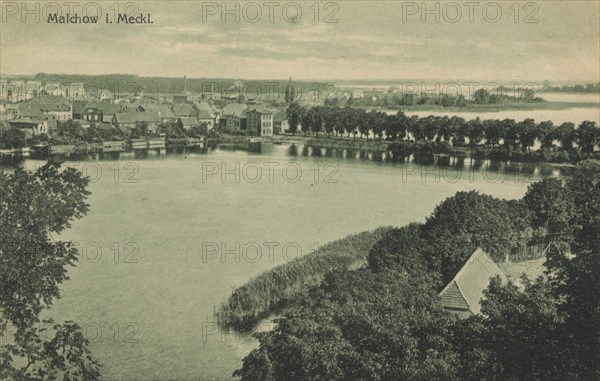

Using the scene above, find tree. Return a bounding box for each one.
[422,191,533,284]
[309,107,323,136]
[285,102,303,136]
[483,119,505,146]
[502,119,519,149]
[0,160,101,380]
[538,121,556,149]
[557,122,577,151]
[455,94,467,107]
[0,127,27,149]
[131,121,149,138]
[369,111,386,140]
[367,223,431,276]
[523,178,576,241]
[56,120,83,141]
[518,118,539,150]
[562,161,600,377]
[189,122,208,138]
[467,118,484,147]
[342,107,356,138]
[577,121,599,154]
[473,88,490,104]
[322,107,336,137]
[300,107,314,137]
[454,276,569,380]
[355,109,369,139]
[448,116,466,145]
[236,269,459,381]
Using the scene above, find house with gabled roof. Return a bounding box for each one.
[143,103,178,123]
[81,101,121,123]
[177,116,202,130]
[197,109,214,130]
[439,248,507,319]
[112,111,162,132]
[8,118,51,136]
[172,103,196,117]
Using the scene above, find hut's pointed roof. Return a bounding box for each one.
[440,248,506,316]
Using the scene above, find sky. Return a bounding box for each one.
[1,1,599,82]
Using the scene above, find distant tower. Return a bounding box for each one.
[183,75,187,94]
[285,77,296,103]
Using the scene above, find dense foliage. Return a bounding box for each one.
[234,160,600,380]
[235,270,457,381]
[422,191,533,284]
[0,161,100,380]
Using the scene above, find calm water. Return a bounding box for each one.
[21,144,552,380]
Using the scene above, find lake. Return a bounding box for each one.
[21,144,554,380]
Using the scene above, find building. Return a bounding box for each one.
[44,82,65,97]
[17,103,44,119]
[177,116,202,130]
[18,101,71,121]
[2,103,20,118]
[66,83,85,100]
[351,89,364,99]
[99,89,113,101]
[40,103,71,121]
[197,110,214,130]
[222,114,247,131]
[246,109,274,136]
[220,103,247,131]
[172,103,196,118]
[8,118,50,136]
[82,101,121,123]
[439,248,507,319]
[112,111,162,131]
[273,111,289,134]
[144,103,178,124]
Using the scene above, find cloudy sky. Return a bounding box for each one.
[1,1,599,81]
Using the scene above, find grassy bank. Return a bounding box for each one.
[215,227,393,332]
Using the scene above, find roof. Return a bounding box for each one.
[40,103,70,112]
[83,101,121,115]
[143,103,176,117]
[221,103,247,117]
[9,118,47,126]
[178,116,201,126]
[18,103,44,118]
[439,248,506,315]
[72,100,88,114]
[273,111,287,123]
[197,110,213,120]
[172,103,196,117]
[195,101,213,113]
[113,111,161,124]
[247,108,273,116]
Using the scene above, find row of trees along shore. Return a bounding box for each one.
[286,104,600,163]
[233,160,600,380]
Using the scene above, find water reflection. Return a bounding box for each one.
[0,141,570,178]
